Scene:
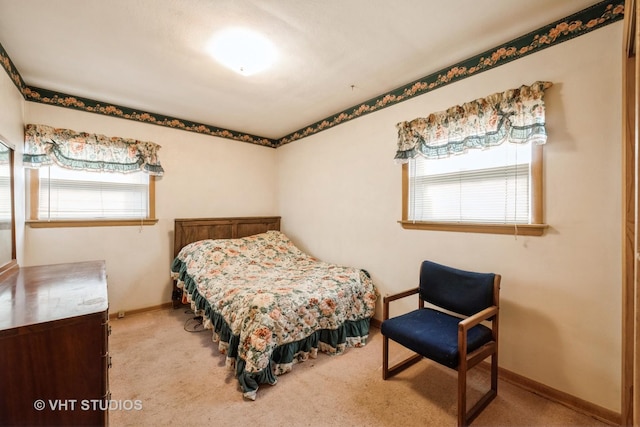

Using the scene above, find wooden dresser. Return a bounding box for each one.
[0,261,109,426]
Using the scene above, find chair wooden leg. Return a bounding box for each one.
[491,351,498,393]
[458,360,467,427]
[382,335,389,380]
[382,336,423,380]
[461,352,498,426]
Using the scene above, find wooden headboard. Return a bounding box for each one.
[173,216,281,258]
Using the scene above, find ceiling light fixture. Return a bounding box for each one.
[206,28,278,76]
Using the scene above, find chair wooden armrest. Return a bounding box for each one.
[383,287,419,303]
[458,306,498,331]
[458,305,499,367]
[383,287,419,320]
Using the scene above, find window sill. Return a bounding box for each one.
[27,219,158,228]
[398,220,547,236]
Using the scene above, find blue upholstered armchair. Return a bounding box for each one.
[381,260,501,427]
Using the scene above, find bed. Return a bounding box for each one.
[170,217,378,400]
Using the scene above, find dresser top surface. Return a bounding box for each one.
[0,260,108,331]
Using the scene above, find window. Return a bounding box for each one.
[27,165,157,227]
[0,162,11,224]
[401,143,545,236]
[23,124,163,228]
[395,81,551,236]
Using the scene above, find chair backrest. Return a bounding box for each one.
[419,260,496,316]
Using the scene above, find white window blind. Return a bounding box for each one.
[408,142,532,224]
[0,168,11,222]
[38,165,149,220]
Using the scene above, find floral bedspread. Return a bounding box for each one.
[170,230,377,400]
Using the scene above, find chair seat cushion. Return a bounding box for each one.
[381,308,493,369]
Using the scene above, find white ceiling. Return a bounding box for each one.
[0,0,602,140]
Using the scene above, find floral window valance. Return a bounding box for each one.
[23,124,164,176]
[394,81,552,162]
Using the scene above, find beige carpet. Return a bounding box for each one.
[108,308,608,427]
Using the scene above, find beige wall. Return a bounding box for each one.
[23,103,279,312]
[276,23,623,412]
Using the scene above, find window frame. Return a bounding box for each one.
[26,168,158,228]
[400,144,547,236]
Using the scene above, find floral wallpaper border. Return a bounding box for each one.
[278,0,624,145]
[0,0,624,149]
[22,86,277,148]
